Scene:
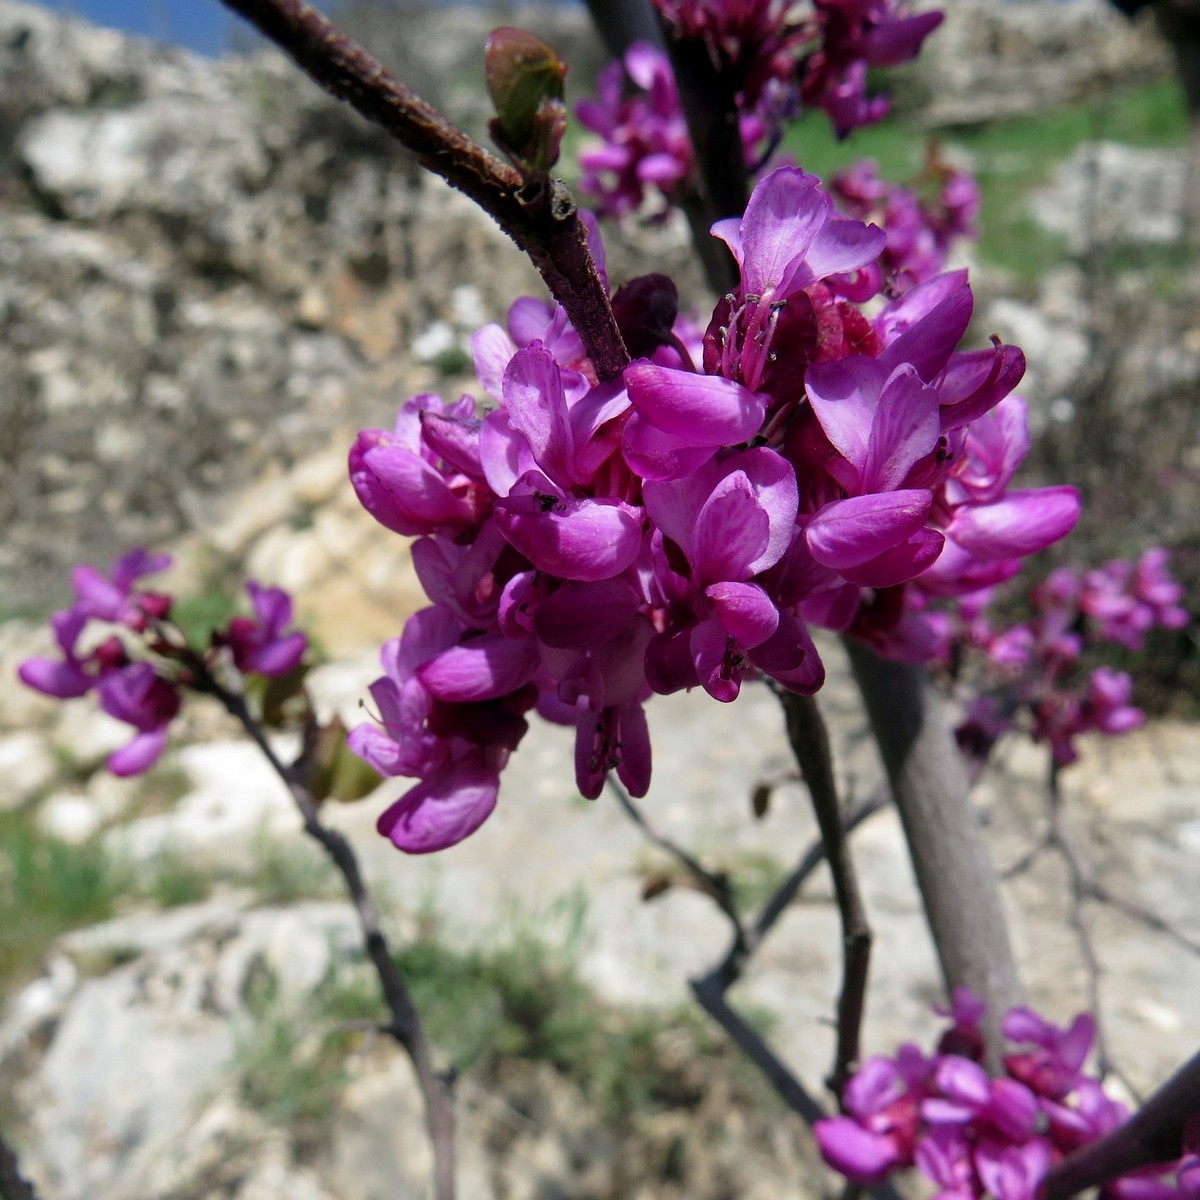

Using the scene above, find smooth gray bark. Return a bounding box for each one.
[845,641,1023,1059]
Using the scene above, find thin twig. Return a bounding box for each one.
[0,1132,39,1200]
[1042,1049,1200,1200]
[778,691,872,1100]
[747,786,889,957]
[602,714,889,1147]
[219,0,629,382]
[202,671,457,1200]
[605,775,747,944]
[1085,886,1200,958]
[601,723,902,1200]
[1013,758,1200,1099]
[689,978,906,1200]
[1000,831,1053,880]
[690,974,827,1125]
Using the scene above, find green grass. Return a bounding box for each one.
[727,850,791,914]
[233,966,356,1155]
[566,76,1186,282]
[245,836,340,905]
[778,77,1188,281]
[385,924,762,1120]
[0,811,128,991]
[141,848,215,909]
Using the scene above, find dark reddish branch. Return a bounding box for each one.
[202,674,457,1200]
[0,1132,39,1200]
[659,25,744,294]
[220,0,629,382]
[1042,1049,1200,1199]
[780,691,872,1100]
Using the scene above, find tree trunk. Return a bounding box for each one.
[845,642,1023,1061]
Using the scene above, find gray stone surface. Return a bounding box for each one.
[904,0,1170,126]
[1029,142,1187,252]
[0,2,1196,1197]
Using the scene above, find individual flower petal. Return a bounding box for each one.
[533,579,642,648]
[625,363,766,444]
[502,343,580,488]
[494,480,644,582]
[692,471,772,583]
[876,273,973,378]
[376,761,500,853]
[947,487,1081,561]
[574,699,651,799]
[815,1117,904,1185]
[621,411,720,482]
[938,344,1027,431]
[806,490,933,569]
[417,632,541,702]
[472,323,517,400]
[706,581,779,648]
[750,613,825,694]
[690,616,747,702]
[862,365,942,492]
[715,168,831,297]
[805,213,889,285]
[18,655,93,699]
[350,430,478,536]
[840,528,944,588]
[108,728,169,777]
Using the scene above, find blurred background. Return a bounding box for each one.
[1,3,1198,1198]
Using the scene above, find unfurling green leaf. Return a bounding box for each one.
[485,27,567,175]
[306,717,383,804]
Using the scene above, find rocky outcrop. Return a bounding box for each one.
[0,0,543,616]
[903,0,1170,125]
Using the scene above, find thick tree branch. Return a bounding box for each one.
[220,0,629,381]
[658,23,744,294]
[1042,1048,1200,1199]
[845,641,1023,1064]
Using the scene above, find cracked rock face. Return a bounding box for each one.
[0,0,541,617]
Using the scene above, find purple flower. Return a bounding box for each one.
[802,2,943,137]
[95,663,180,776]
[349,610,535,853]
[624,363,767,481]
[816,1055,920,1183]
[643,448,814,700]
[576,43,698,218]
[832,156,979,290]
[223,582,308,677]
[18,549,184,777]
[71,547,173,627]
[18,607,94,699]
[349,394,489,539]
[712,167,887,307]
[1002,1006,1095,1100]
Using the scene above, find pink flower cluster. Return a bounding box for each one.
[19,550,307,776]
[347,166,1079,853]
[575,2,943,217]
[946,548,1190,766]
[800,0,944,136]
[816,989,1199,1200]
[657,0,941,137]
[577,42,768,219]
[831,156,980,292]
